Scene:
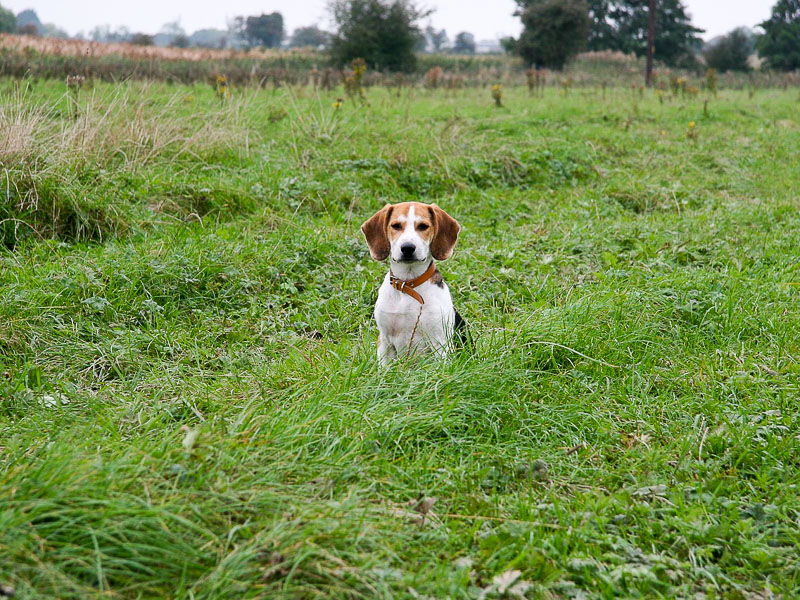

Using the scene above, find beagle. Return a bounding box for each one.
[361,201,466,364]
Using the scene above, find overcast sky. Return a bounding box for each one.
[1,0,775,42]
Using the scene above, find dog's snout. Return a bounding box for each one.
[400,243,416,257]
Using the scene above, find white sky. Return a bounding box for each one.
[1,0,775,41]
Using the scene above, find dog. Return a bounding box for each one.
[361,201,466,364]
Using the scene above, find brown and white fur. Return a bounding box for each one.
[361,202,464,365]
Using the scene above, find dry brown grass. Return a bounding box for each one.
[1,82,255,169]
[0,33,315,62]
[1,82,257,239]
[0,83,257,241]
[0,93,45,161]
[574,50,640,66]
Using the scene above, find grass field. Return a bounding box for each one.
[1,79,800,599]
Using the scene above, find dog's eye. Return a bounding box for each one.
[417,223,429,231]
[391,223,402,230]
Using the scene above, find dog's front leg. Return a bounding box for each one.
[377,334,396,366]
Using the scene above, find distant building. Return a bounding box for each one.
[476,39,502,54]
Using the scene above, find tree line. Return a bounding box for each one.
[1,0,799,73]
[507,0,800,73]
[326,0,800,73]
[0,2,478,56]
[0,5,326,50]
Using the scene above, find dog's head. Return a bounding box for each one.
[361,202,460,263]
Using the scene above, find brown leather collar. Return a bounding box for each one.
[389,261,436,305]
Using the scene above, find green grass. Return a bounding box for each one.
[2,79,800,599]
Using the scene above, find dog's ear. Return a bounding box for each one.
[361,204,393,261]
[429,204,460,260]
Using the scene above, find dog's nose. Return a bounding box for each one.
[400,243,416,257]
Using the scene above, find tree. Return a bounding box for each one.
[499,36,517,53]
[703,27,753,72]
[41,23,69,38]
[425,25,448,51]
[0,3,15,33]
[329,0,430,72]
[154,20,187,46]
[227,16,247,48]
[533,0,703,67]
[170,34,190,48]
[612,0,702,66]
[130,33,154,46]
[244,13,284,48]
[757,0,800,71]
[585,0,618,50]
[515,0,590,69]
[15,8,41,35]
[453,31,476,54]
[89,25,109,41]
[290,25,330,48]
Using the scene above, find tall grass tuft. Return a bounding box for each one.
[1,82,257,244]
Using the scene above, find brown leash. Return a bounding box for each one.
[389,261,436,305]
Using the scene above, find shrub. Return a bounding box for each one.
[130,33,154,46]
[289,25,330,49]
[703,28,753,72]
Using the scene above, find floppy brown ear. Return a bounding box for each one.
[361,204,393,261]
[429,204,460,260]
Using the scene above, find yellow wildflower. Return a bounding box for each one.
[491,84,503,107]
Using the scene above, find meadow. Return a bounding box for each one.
[0,35,517,87]
[1,75,799,599]
[5,34,797,90]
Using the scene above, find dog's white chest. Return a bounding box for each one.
[374,276,454,360]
